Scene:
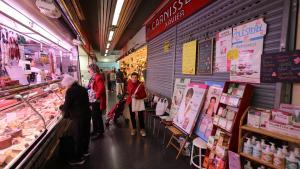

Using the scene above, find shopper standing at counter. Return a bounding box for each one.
[60,74,91,166]
[126,72,147,136]
[88,64,106,139]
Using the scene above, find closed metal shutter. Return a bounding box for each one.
[146,27,176,98]
[147,0,285,108]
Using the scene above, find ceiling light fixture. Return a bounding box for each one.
[112,0,124,26]
[0,1,73,51]
[106,43,111,49]
[105,49,108,53]
[108,31,114,41]
[104,53,107,57]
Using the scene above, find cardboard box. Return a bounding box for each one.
[272,109,293,124]
[247,110,261,128]
[267,120,290,136]
[260,111,271,128]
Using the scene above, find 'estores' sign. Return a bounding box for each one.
[146,0,213,41]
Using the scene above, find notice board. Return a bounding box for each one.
[182,40,197,75]
[198,39,213,74]
[261,51,300,83]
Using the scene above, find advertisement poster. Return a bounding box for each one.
[194,82,223,141]
[182,40,197,75]
[215,28,232,72]
[229,18,267,83]
[173,83,208,135]
[169,78,191,119]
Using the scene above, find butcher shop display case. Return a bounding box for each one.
[0,81,66,169]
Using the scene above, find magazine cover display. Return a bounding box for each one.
[173,83,208,135]
[195,83,223,141]
[169,78,191,120]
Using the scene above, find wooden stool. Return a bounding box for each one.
[166,126,188,159]
[190,137,207,169]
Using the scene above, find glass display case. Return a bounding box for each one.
[0,81,64,169]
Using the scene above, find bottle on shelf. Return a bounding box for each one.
[273,148,285,167]
[285,152,298,169]
[261,139,266,149]
[244,161,253,169]
[282,145,289,157]
[253,141,262,159]
[270,142,276,153]
[251,136,256,145]
[243,138,253,155]
[262,145,274,163]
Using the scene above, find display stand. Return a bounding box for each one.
[166,126,189,159]
[238,107,300,169]
[203,82,253,169]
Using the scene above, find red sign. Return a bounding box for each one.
[146,0,213,41]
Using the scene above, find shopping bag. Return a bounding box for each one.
[131,98,145,112]
[156,98,168,116]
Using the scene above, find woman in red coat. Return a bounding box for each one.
[88,64,106,139]
[126,72,147,136]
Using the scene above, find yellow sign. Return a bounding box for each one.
[163,41,170,53]
[182,40,197,74]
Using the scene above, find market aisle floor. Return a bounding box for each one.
[44,92,192,169]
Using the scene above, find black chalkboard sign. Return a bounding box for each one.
[261,51,300,83]
[197,39,213,74]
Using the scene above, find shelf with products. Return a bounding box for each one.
[0,81,64,169]
[203,81,253,169]
[238,106,300,169]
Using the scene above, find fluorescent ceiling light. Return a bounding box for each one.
[104,54,107,57]
[105,49,108,53]
[108,31,114,41]
[0,1,72,51]
[106,43,111,49]
[112,0,124,26]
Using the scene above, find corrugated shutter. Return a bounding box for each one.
[146,27,176,98]
[147,0,285,108]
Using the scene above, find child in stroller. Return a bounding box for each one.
[105,94,126,128]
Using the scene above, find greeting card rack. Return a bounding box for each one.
[203,81,253,169]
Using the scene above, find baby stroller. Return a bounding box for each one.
[105,94,126,128]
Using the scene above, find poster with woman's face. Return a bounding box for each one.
[194,85,223,141]
[173,83,208,135]
[170,78,191,118]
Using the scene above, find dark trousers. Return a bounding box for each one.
[71,117,90,160]
[91,102,104,134]
[129,103,145,129]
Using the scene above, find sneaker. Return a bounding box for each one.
[68,159,85,166]
[131,129,136,136]
[140,129,146,137]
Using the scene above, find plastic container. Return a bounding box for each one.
[286,152,298,169]
[274,148,285,167]
[253,141,262,159]
[243,138,253,155]
[262,145,273,163]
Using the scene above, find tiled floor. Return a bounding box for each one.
[44,92,193,169]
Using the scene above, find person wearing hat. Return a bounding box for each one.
[60,74,91,166]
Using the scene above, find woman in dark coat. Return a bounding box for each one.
[60,74,91,166]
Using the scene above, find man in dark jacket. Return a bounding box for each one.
[60,74,91,166]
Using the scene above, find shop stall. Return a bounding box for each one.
[119,46,147,82]
[0,1,79,168]
[143,0,300,168]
